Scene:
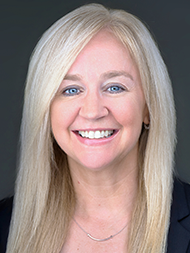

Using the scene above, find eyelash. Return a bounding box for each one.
[62,84,126,97]
[62,86,82,96]
[105,84,126,94]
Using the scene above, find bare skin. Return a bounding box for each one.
[61,164,138,253]
[51,29,149,252]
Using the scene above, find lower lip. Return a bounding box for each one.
[73,130,119,146]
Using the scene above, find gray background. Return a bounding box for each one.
[0,0,190,200]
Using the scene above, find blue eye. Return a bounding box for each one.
[63,87,80,96]
[107,85,124,93]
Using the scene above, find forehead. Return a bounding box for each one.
[75,29,130,60]
[66,29,139,80]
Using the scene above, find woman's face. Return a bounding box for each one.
[51,30,149,172]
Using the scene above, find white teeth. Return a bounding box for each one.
[94,131,101,139]
[78,130,114,139]
[100,131,104,138]
[89,131,94,139]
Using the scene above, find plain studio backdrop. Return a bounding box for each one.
[0,0,190,200]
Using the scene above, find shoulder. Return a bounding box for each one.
[171,178,190,223]
[174,177,190,193]
[172,178,190,212]
[0,196,13,253]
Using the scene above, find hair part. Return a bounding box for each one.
[7,3,176,253]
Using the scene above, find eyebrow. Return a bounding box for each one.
[100,71,134,81]
[63,74,82,81]
[63,71,133,81]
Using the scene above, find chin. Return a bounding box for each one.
[69,155,116,172]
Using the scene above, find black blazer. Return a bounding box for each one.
[167,179,190,252]
[0,196,13,253]
[1,179,190,253]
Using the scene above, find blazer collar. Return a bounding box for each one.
[167,179,190,253]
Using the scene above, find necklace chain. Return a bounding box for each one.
[73,217,128,242]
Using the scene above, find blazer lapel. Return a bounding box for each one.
[167,179,190,253]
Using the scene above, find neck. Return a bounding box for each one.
[70,163,139,221]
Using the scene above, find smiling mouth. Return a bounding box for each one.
[78,130,115,139]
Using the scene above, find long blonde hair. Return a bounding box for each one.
[6,4,176,253]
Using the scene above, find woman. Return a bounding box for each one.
[3,3,190,253]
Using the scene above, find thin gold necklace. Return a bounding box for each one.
[73,217,129,242]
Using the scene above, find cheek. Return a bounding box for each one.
[50,100,78,130]
[50,101,70,138]
[112,96,145,126]
[50,103,62,132]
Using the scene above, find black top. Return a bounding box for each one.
[0,196,13,253]
[1,179,190,252]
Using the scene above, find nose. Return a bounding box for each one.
[79,92,109,120]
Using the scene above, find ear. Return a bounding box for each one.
[143,104,150,125]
